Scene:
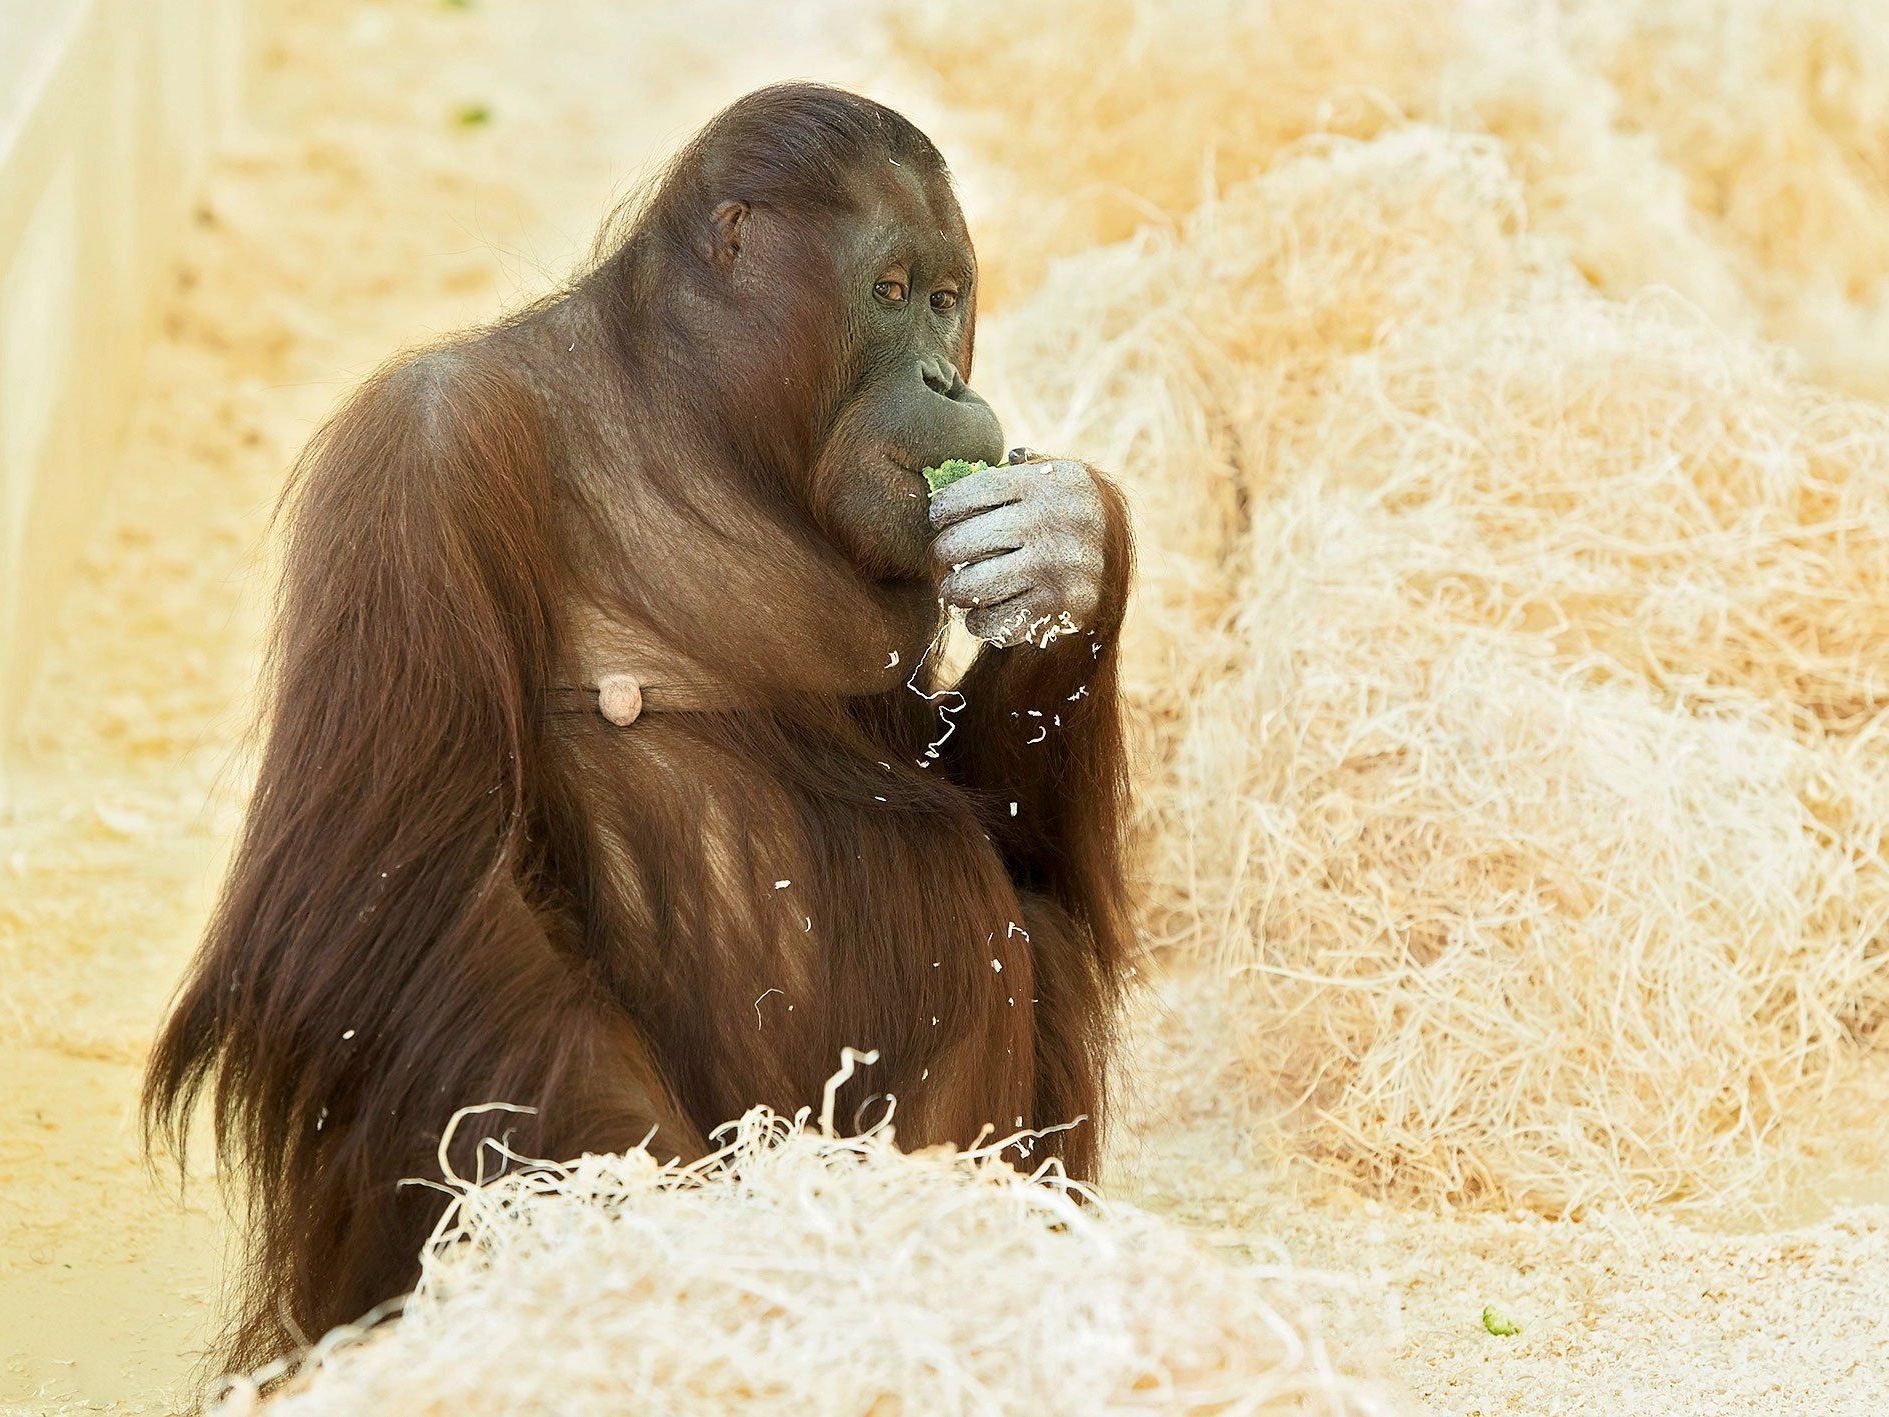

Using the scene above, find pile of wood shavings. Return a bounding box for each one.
[215,1103,1404,1415]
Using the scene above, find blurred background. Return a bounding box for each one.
[5,1,1889,1412]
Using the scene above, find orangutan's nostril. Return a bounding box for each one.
[920,358,960,399]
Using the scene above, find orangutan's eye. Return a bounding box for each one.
[930,288,959,312]
[873,279,908,303]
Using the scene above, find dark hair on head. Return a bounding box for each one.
[674,82,946,212]
[593,83,950,273]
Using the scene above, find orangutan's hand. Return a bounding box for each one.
[927,451,1108,648]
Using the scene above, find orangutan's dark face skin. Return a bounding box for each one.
[815,185,1006,578]
[704,165,1006,580]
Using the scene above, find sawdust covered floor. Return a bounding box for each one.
[2,1,1887,1413]
[1113,975,1889,1415]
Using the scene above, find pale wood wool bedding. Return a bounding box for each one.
[215,1107,1405,1416]
[961,109,1889,1215]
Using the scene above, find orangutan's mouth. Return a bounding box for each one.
[883,452,931,497]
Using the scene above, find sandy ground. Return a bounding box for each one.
[2,1,1886,1413]
[1114,978,1889,1414]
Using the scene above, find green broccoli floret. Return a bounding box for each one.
[1481,1305,1522,1337]
[922,459,990,496]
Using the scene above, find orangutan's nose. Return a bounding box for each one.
[918,355,969,403]
[907,361,1003,472]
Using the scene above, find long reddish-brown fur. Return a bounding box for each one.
[146,84,1133,1376]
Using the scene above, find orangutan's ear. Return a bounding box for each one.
[709,200,750,266]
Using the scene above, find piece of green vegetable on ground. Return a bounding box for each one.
[1481,1305,1522,1336]
[922,459,989,496]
